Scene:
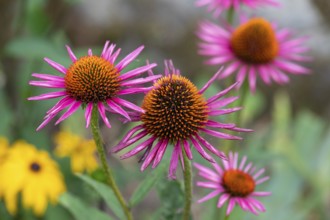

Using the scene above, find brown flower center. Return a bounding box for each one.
[222,169,255,197]
[30,162,42,172]
[141,75,208,142]
[65,56,120,103]
[230,18,279,64]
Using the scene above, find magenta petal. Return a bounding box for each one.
[106,100,130,120]
[28,91,67,101]
[252,191,272,197]
[121,75,161,87]
[84,103,93,128]
[46,96,74,116]
[116,46,144,71]
[109,48,121,63]
[199,67,223,94]
[168,142,181,179]
[208,107,242,116]
[207,82,237,104]
[36,114,57,131]
[205,120,235,129]
[120,136,156,159]
[111,130,147,153]
[120,63,157,81]
[248,66,257,93]
[196,134,226,159]
[183,139,193,160]
[44,58,67,74]
[190,136,215,163]
[31,73,64,82]
[66,45,77,62]
[198,190,222,204]
[111,126,144,152]
[55,101,81,125]
[29,80,65,88]
[208,96,238,110]
[117,87,152,95]
[226,199,236,216]
[98,102,111,128]
[141,139,164,171]
[217,193,230,208]
[101,41,110,57]
[194,163,219,178]
[200,128,243,140]
[152,139,169,168]
[219,61,240,79]
[256,176,270,185]
[112,97,145,113]
[197,181,220,189]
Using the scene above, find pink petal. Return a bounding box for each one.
[120,136,156,159]
[116,46,144,71]
[66,45,77,62]
[112,97,145,113]
[84,103,93,128]
[106,99,130,120]
[44,58,67,74]
[55,101,81,125]
[120,63,157,81]
[152,139,169,168]
[168,142,181,179]
[141,139,164,171]
[98,102,111,128]
[190,136,215,163]
[28,91,67,101]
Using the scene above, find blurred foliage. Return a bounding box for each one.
[0,0,329,220]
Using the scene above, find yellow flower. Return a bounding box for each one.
[54,131,98,173]
[0,141,66,216]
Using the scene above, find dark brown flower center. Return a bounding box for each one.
[230,18,279,64]
[141,75,208,142]
[222,169,255,197]
[65,56,120,103]
[30,162,42,172]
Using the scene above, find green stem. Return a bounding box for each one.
[226,6,235,24]
[91,106,133,220]
[224,214,230,220]
[182,151,192,220]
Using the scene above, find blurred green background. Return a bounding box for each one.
[0,0,329,219]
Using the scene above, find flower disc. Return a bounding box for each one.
[141,75,208,142]
[230,18,279,64]
[222,169,255,197]
[65,56,120,103]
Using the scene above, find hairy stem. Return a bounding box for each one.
[91,106,133,220]
[182,151,192,220]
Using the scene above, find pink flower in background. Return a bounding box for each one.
[196,0,279,17]
[197,18,310,92]
[111,60,251,179]
[29,41,158,130]
[194,152,271,215]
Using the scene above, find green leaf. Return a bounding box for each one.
[129,163,166,207]
[59,192,113,220]
[155,178,184,220]
[76,174,125,220]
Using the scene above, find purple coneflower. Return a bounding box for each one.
[197,17,310,92]
[28,41,158,130]
[196,0,279,17]
[194,152,271,216]
[111,60,251,178]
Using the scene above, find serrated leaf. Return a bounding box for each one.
[76,174,125,220]
[59,192,113,220]
[129,163,166,207]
